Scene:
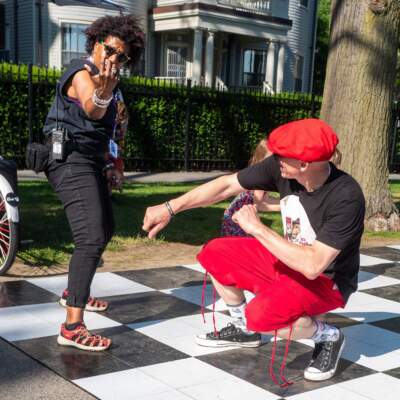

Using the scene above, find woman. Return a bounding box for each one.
[43,15,144,351]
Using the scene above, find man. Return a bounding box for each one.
[143,118,365,383]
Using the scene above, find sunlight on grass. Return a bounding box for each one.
[15,180,400,267]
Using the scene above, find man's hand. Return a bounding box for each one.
[232,204,264,236]
[143,203,172,239]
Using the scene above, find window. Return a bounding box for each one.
[299,0,309,8]
[243,49,266,87]
[61,23,88,67]
[294,54,304,92]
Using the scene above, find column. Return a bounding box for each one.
[276,42,286,93]
[265,40,276,91]
[192,29,203,85]
[205,30,216,87]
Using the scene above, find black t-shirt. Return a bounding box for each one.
[43,59,118,155]
[237,156,365,302]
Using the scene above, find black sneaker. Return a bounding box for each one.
[304,329,345,381]
[196,323,261,348]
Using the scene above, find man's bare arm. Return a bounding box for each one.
[142,173,244,239]
[233,205,340,280]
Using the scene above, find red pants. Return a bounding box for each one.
[197,237,345,332]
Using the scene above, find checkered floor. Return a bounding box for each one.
[1,247,400,399]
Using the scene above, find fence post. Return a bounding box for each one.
[28,63,34,143]
[184,79,192,171]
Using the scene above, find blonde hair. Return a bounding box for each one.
[248,138,271,166]
[330,148,342,166]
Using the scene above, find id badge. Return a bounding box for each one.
[109,139,118,158]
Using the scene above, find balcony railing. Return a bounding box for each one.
[217,0,271,15]
[152,1,272,16]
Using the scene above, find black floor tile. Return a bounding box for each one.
[360,263,400,279]
[361,284,400,302]
[15,325,189,380]
[102,291,201,324]
[319,313,362,329]
[0,281,59,307]
[361,247,400,262]
[102,325,189,369]
[197,340,375,397]
[116,266,209,290]
[370,316,400,334]
[384,366,400,379]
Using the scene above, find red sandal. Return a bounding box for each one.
[57,322,112,351]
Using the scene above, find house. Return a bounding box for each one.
[0,0,8,61]
[3,0,318,93]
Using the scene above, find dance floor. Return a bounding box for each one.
[1,246,400,399]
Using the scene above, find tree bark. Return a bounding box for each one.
[320,0,400,231]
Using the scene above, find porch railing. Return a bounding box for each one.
[217,0,272,15]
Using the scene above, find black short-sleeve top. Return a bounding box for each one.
[237,155,366,302]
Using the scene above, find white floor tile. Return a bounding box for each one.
[357,271,400,290]
[28,272,154,298]
[338,373,400,400]
[332,292,400,322]
[128,313,241,356]
[181,376,279,400]
[360,254,393,267]
[340,325,400,371]
[286,384,371,400]
[74,368,173,400]
[137,390,194,400]
[181,263,205,273]
[140,358,236,389]
[161,284,255,311]
[0,302,120,341]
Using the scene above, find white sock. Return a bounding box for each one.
[226,300,254,334]
[311,320,339,343]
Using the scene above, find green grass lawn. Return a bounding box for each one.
[17,180,400,267]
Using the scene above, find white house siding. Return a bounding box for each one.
[284,0,317,93]
[5,0,34,63]
[47,0,148,69]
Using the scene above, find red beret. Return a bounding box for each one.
[267,118,339,162]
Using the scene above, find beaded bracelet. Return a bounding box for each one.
[92,89,112,108]
[165,201,175,218]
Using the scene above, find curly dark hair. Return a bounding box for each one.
[85,14,145,66]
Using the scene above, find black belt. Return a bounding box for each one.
[46,137,105,159]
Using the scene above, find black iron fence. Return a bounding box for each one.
[2,62,399,172]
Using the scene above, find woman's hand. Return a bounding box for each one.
[232,204,264,236]
[84,55,119,99]
[106,167,124,192]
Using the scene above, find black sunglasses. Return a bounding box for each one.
[100,41,130,65]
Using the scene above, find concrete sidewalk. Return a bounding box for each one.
[18,170,228,183]
[18,169,400,183]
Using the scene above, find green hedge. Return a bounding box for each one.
[0,62,322,170]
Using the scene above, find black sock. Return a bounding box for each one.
[65,321,82,331]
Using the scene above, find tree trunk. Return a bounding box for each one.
[320,0,400,231]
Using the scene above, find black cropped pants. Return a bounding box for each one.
[46,152,115,308]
